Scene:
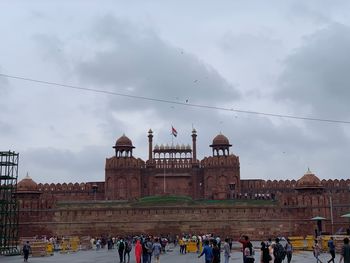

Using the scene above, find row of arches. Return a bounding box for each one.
[37,182,103,192]
[105,157,145,169]
[153,152,192,159]
[201,156,239,167]
[241,179,350,190]
[153,158,193,169]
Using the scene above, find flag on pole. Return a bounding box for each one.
[171,126,178,137]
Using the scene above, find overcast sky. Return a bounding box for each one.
[1,1,350,184]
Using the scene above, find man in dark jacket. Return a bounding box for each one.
[198,239,213,263]
[23,241,31,262]
[273,238,286,263]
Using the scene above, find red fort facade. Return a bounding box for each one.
[105,129,240,200]
[16,130,350,239]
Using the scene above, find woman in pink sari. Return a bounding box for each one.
[135,239,142,263]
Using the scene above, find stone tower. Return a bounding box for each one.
[105,135,144,200]
[201,133,240,199]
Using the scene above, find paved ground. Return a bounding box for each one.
[0,244,338,263]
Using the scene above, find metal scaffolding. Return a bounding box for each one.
[0,151,19,255]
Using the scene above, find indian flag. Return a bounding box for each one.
[171,126,178,137]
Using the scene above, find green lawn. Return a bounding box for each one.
[132,195,277,207]
[57,195,278,208]
[132,195,195,206]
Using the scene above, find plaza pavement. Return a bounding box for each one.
[0,242,338,263]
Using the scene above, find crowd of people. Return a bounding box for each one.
[20,233,350,263]
[90,235,170,263]
[196,234,350,263]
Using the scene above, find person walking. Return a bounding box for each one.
[196,236,201,254]
[198,239,213,263]
[142,239,149,263]
[273,238,286,263]
[96,239,101,250]
[124,239,132,263]
[152,238,162,263]
[244,241,255,263]
[212,239,221,263]
[145,237,153,263]
[179,238,184,254]
[183,238,188,254]
[285,238,293,263]
[117,238,126,263]
[22,241,31,262]
[327,237,335,263]
[260,242,271,263]
[312,239,323,263]
[239,235,250,263]
[339,237,350,263]
[223,238,231,263]
[134,240,142,263]
[267,238,274,262]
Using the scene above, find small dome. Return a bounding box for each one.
[17,174,38,192]
[186,144,191,150]
[154,144,159,150]
[176,144,181,150]
[295,169,324,189]
[114,134,134,148]
[211,133,231,146]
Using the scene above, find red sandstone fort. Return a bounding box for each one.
[16,130,350,239]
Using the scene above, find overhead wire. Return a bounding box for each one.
[1,73,350,124]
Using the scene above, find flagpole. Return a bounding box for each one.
[163,160,166,194]
[171,128,174,171]
[167,125,177,194]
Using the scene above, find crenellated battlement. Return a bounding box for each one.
[201,155,239,167]
[105,156,145,169]
[37,182,105,193]
[241,178,350,191]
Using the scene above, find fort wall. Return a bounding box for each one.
[18,200,350,239]
[16,132,350,239]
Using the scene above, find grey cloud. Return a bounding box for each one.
[0,121,15,139]
[0,69,9,95]
[32,34,68,71]
[8,8,349,184]
[0,72,10,128]
[276,23,350,119]
[226,115,350,179]
[21,145,109,183]
[29,10,46,20]
[220,32,283,56]
[288,2,331,24]
[218,31,285,97]
[75,15,240,109]
[234,116,348,155]
[66,15,242,149]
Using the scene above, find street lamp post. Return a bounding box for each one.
[330,195,334,235]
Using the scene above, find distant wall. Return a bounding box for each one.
[18,202,350,239]
[18,178,350,239]
[36,182,105,202]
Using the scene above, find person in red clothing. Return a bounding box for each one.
[134,239,142,263]
[239,235,250,263]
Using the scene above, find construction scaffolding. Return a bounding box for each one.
[0,151,19,255]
